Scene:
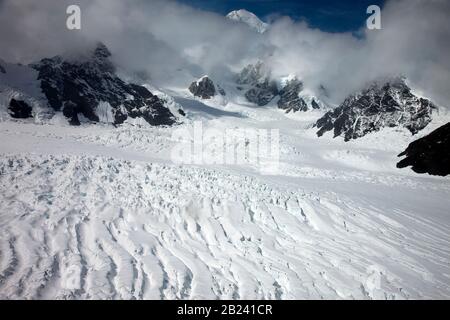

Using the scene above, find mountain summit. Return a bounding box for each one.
[226,9,268,33]
[315,77,436,141]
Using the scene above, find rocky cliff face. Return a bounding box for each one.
[237,63,327,110]
[277,78,322,113]
[244,79,279,106]
[315,78,436,141]
[397,122,450,176]
[237,62,278,106]
[226,9,268,33]
[30,43,178,126]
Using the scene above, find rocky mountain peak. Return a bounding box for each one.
[29,44,178,126]
[315,77,437,141]
[189,76,226,99]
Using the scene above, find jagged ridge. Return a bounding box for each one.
[315,78,436,141]
[30,43,178,126]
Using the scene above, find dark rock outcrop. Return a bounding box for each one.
[189,76,216,99]
[30,43,177,126]
[315,78,436,141]
[278,79,309,113]
[237,62,278,106]
[311,99,320,110]
[8,99,33,118]
[236,62,267,86]
[244,79,278,106]
[397,122,450,176]
[237,63,325,109]
[0,63,5,74]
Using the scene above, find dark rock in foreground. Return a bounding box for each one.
[315,78,436,141]
[30,43,177,126]
[8,99,33,118]
[397,122,450,176]
[189,76,216,99]
[0,63,5,74]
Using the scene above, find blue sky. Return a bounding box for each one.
[176,0,385,33]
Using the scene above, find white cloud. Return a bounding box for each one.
[0,0,448,106]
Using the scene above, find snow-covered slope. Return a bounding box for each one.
[0,82,449,299]
[226,9,268,33]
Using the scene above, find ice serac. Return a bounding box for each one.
[315,77,436,141]
[30,43,177,126]
[397,122,450,176]
[226,9,268,33]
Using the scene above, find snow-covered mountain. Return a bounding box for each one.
[235,61,278,105]
[0,44,182,126]
[236,62,328,111]
[315,77,437,141]
[189,75,226,99]
[226,9,268,33]
[32,43,181,126]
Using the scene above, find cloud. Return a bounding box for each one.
[0,0,448,107]
[265,0,450,106]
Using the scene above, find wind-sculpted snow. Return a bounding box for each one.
[0,153,449,299]
[0,83,449,300]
